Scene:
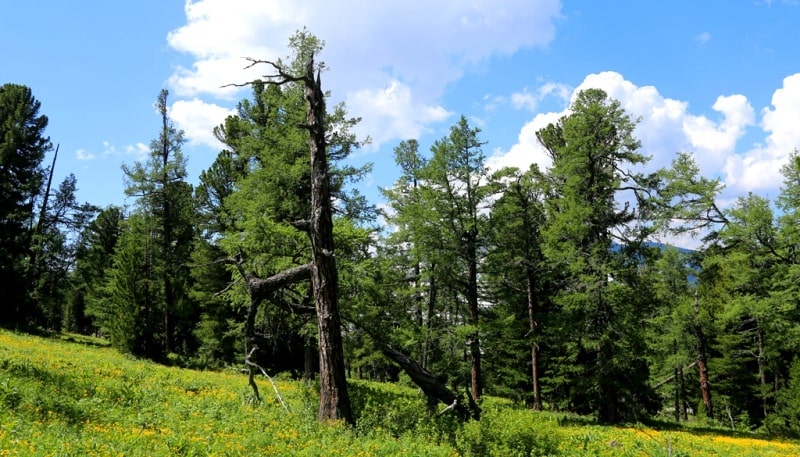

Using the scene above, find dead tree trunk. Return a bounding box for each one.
[226,53,354,425]
[466,232,482,402]
[756,319,768,419]
[304,56,353,425]
[380,344,480,421]
[158,91,174,355]
[30,145,58,285]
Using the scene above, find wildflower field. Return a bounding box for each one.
[1,328,799,456]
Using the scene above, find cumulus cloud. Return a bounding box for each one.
[348,81,452,147]
[489,71,800,247]
[726,73,800,191]
[166,0,562,147]
[169,99,237,149]
[485,111,561,172]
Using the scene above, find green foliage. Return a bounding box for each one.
[768,359,800,436]
[537,88,659,423]
[106,89,197,360]
[456,409,561,457]
[0,83,50,325]
[92,214,160,355]
[3,329,800,456]
[482,164,553,406]
[379,116,495,400]
[30,172,98,330]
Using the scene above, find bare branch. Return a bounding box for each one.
[245,346,289,411]
[214,277,242,297]
[290,219,311,232]
[245,263,312,303]
[220,57,308,89]
[437,400,458,416]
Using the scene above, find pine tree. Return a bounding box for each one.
[537,89,659,423]
[0,83,50,325]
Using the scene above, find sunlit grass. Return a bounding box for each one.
[1,328,799,456]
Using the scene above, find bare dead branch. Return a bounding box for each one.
[220,57,308,89]
[214,277,242,297]
[653,362,698,389]
[245,346,289,411]
[290,219,311,232]
[437,399,458,416]
[245,263,312,303]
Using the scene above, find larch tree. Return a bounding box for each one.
[380,139,442,371]
[73,206,124,335]
[29,172,97,329]
[116,89,196,358]
[420,116,493,403]
[484,164,551,410]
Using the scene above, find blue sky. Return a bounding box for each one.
[3,1,800,247]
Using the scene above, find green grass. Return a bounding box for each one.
[1,328,798,456]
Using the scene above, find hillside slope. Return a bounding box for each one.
[1,329,798,456]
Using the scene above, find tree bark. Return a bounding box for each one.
[243,264,313,351]
[229,54,354,425]
[526,269,542,411]
[694,291,713,418]
[304,56,353,425]
[159,93,174,355]
[756,320,768,419]
[379,343,480,421]
[422,267,437,370]
[673,367,681,422]
[466,233,482,402]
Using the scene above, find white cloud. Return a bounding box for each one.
[726,73,800,191]
[761,73,800,152]
[166,0,562,147]
[696,32,711,44]
[101,141,116,156]
[348,81,452,147]
[489,71,800,218]
[125,143,150,160]
[485,110,562,172]
[76,148,95,161]
[99,141,149,161]
[169,99,237,149]
[510,82,572,112]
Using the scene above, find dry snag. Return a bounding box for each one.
[226,54,354,425]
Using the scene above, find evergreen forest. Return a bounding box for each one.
[4,31,800,440]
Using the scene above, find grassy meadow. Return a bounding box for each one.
[1,328,799,456]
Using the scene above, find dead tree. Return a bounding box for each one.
[303,56,353,424]
[379,343,480,421]
[347,315,481,421]
[226,54,354,425]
